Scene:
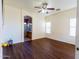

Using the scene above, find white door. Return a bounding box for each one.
[76,0,79,59]
[0,0,3,59]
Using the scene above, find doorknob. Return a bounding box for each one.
[77,48,79,51]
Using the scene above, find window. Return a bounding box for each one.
[69,18,76,36]
[46,22,51,33]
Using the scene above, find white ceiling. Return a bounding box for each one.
[4,0,77,15]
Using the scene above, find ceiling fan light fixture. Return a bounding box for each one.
[34,1,55,14]
[41,9,45,13]
[42,3,48,9]
[41,9,46,13]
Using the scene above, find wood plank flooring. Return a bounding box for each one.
[3,38,75,59]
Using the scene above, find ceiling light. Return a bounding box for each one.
[41,9,48,14]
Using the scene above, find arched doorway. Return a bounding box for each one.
[24,16,32,41]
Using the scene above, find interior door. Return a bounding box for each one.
[0,0,3,59]
[24,16,32,41]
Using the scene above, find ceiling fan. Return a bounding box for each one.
[34,2,55,14]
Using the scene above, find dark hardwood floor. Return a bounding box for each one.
[3,38,75,59]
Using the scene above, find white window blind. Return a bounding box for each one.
[46,22,51,33]
[69,18,76,36]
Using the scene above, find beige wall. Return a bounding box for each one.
[3,5,45,43]
[0,0,3,44]
[0,0,3,59]
[45,8,76,44]
[3,5,22,43]
[3,4,76,44]
[21,9,45,40]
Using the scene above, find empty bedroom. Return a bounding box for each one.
[1,0,77,59]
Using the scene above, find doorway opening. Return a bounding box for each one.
[24,16,32,41]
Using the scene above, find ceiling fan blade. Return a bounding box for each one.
[38,10,42,13]
[35,6,41,9]
[47,8,55,10]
